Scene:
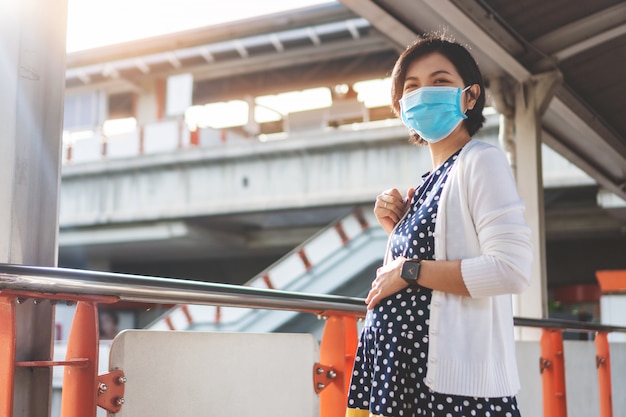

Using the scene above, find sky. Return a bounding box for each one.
[66,0,335,52]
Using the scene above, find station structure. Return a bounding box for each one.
[1,0,626,416]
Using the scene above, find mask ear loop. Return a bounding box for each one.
[462,84,476,114]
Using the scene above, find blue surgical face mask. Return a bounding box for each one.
[399,86,471,143]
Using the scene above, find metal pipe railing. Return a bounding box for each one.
[0,264,367,316]
[513,316,626,334]
[1,263,625,417]
[3,263,626,334]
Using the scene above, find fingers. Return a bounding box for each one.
[365,259,407,309]
[406,187,415,203]
[375,188,405,220]
[366,290,380,310]
[365,279,382,310]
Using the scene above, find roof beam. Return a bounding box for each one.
[65,16,375,86]
[166,52,182,69]
[345,19,361,39]
[66,3,355,68]
[101,63,119,79]
[422,0,530,82]
[76,69,91,84]
[338,0,415,48]
[543,90,626,200]
[306,28,321,46]
[269,34,285,52]
[552,24,626,62]
[233,40,249,59]
[200,47,215,63]
[134,58,150,74]
[531,3,626,58]
[189,36,392,82]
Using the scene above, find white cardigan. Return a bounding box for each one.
[388,139,533,398]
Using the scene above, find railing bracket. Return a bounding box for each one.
[313,363,337,394]
[97,370,126,413]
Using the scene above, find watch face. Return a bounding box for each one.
[404,263,418,279]
[402,260,420,281]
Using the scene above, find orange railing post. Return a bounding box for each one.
[0,296,17,417]
[318,314,358,417]
[540,328,567,417]
[60,301,100,417]
[595,331,613,417]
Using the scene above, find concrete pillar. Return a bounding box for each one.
[489,77,516,174]
[244,94,260,136]
[512,71,562,340]
[0,0,67,414]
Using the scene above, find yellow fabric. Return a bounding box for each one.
[345,408,385,417]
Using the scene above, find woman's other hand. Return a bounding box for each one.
[366,256,410,310]
[374,187,415,235]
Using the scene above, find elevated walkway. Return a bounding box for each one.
[148,207,385,333]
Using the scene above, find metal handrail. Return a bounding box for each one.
[514,316,626,333]
[0,263,366,315]
[1,263,625,334]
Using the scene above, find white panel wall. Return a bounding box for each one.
[49,336,626,417]
[600,295,626,342]
[109,331,319,417]
[516,340,626,417]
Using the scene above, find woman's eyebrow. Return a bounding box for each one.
[430,70,453,77]
[404,70,454,83]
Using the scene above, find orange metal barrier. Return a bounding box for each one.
[596,332,613,417]
[317,314,359,417]
[0,296,16,417]
[0,292,118,417]
[60,301,99,417]
[540,329,567,417]
[0,266,624,417]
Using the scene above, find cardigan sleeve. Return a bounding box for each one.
[459,145,533,297]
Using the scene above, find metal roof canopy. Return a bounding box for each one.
[340,0,626,201]
[64,4,398,95]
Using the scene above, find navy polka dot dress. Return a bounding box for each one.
[346,150,521,417]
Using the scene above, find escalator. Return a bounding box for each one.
[148,207,386,334]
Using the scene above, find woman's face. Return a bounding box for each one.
[402,52,465,94]
[401,52,477,114]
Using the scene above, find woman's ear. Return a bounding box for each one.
[465,84,481,111]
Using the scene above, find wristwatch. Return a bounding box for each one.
[400,259,421,287]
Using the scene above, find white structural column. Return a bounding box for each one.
[512,71,562,340]
[0,0,68,415]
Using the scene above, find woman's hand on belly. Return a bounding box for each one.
[366,256,410,310]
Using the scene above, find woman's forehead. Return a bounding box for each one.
[405,52,460,78]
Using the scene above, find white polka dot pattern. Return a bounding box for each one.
[346,150,521,416]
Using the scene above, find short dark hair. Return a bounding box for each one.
[390,33,486,144]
